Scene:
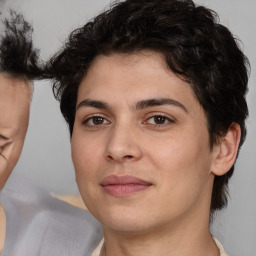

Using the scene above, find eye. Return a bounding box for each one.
[145,115,174,126]
[0,137,11,150]
[83,115,110,127]
[0,137,11,160]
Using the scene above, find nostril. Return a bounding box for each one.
[124,155,133,159]
[106,154,134,162]
[106,155,114,161]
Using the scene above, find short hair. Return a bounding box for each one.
[0,11,42,80]
[46,0,249,214]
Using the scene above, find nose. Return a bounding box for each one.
[104,123,143,163]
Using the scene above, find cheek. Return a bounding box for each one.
[9,142,24,164]
[147,129,212,187]
[0,141,25,189]
[146,134,191,170]
[0,158,9,189]
[146,135,213,217]
[71,130,106,212]
[71,130,102,183]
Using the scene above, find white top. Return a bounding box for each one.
[91,238,229,256]
[0,173,103,256]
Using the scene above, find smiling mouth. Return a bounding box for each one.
[101,175,152,196]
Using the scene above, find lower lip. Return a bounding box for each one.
[102,184,151,196]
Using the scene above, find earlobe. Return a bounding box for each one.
[211,123,241,176]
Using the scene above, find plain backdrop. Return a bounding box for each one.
[1,1,255,255]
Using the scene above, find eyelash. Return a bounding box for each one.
[82,114,174,128]
[144,114,174,128]
[82,115,110,127]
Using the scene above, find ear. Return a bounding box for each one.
[211,123,241,176]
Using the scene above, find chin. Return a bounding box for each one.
[95,205,157,234]
[103,219,150,234]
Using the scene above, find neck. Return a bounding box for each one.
[103,228,219,256]
[102,208,219,256]
[0,203,6,253]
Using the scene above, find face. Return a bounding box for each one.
[72,51,216,235]
[0,74,31,189]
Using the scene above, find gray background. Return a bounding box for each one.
[1,0,255,255]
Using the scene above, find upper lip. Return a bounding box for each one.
[101,175,152,186]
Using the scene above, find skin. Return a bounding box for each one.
[0,73,31,189]
[0,73,31,252]
[72,51,240,256]
[0,73,86,253]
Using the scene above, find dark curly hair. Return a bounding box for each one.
[0,11,42,161]
[0,10,42,80]
[46,0,249,213]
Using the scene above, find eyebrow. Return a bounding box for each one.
[136,98,188,112]
[76,98,187,113]
[77,99,111,110]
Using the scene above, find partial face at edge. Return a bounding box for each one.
[72,51,216,234]
[0,74,31,189]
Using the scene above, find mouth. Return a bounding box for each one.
[101,175,152,197]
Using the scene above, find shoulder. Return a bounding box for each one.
[213,237,229,256]
[1,174,102,256]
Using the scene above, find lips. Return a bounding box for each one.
[101,175,152,196]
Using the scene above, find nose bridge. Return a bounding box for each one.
[105,118,142,162]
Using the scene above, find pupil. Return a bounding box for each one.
[93,117,103,125]
[154,116,165,124]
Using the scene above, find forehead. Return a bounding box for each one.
[78,51,201,111]
[0,73,32,95]
[0,73,31,127]
[86,51,170,80]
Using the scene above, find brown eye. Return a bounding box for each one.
[145,114,174,127]
[154,116,167,124]
[92,116,105,125]
[83,115,110,127]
